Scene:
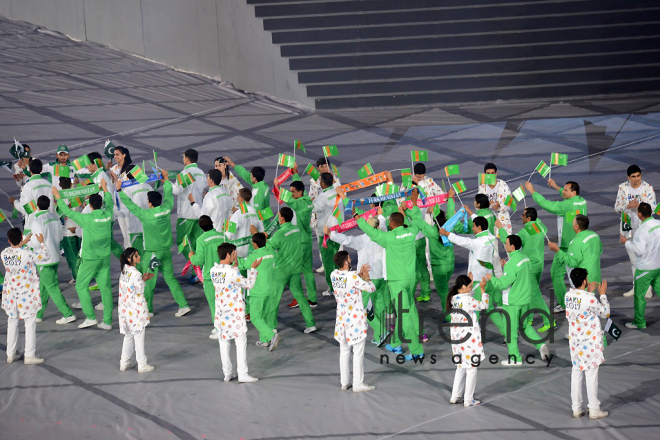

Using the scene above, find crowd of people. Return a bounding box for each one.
[2,143,659,419]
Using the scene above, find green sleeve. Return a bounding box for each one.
[382,200,398,218]
[357,217,388,247]
[292,173,301,182]
[532,192,569,215]
[408,207,439,239]
[487,266,517,291]
[556,247,580,268]
[119,191,147,222]
[163,181,174,210]
[189,237,205,267]
[56,198,87,227]
[497,227,509,244]
[446,197,456,217]
[103,192,114,216]
[266,230,282,251]
[234,165,253,188]
[237,254,253,271]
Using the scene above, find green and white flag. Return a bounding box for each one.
[323,145,339,157]
[452,179,466,194]
[357,163,374,179]
[504,195,517,211]
[304,163,320,180]
[478,173,497,186]
[444,164,460,177]
[550,153,568,166]
[478,260,494,270]
[104,140,116,160]
[72,155,92,171]
[512,185,526,201]
[148,253,162,272]
[178,235,190,254]
[9,138,24,160]
[536,160,551,178]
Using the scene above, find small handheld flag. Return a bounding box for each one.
[104,140,116,160]
[257,207,274,221]
[452,179,467,194]
[94,158,105,171]
[130,165,149,184]
[478,260,494,270]
[550,153,568,166]
[304,163,320,180]
[604,318,622,341]
[536,160,551,178]
[177,235,190,254]
[332,164,341,179]
[654,204,660,215]
[148,254,163,272]
[512,185,526,201]
[23,200,37,215]
[72,155,92,171]
[566,209,582,224]
[70,197,84,208]
[504,195,517,211]
[54,165,70,178]
[357,163,374,179]
[294,140,305,154]
[401,168,412,187]
[376,182,399,196]
[10,138,24,160]
[278,188,293,204]
[239,201,249,215]
[0,209,6,224]
[444,164,460,177]
[0,160,12,173]
[223,220,237,234]
[622,212,632,226]
[332,207,342,222]
[278,153,296,167]
[411,151,428,162]
[176,172,194,188]
[478,173,497,186]
[323,145,339,157]
[525,222,542,236]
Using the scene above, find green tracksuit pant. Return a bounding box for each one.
[474,284,508,337]
[551,254,568,308]
[319,237,340,293]
[251,295,276,343]
[431,262,455,311]
[140,249,188,313]
[364,278,388,341]
[129,233,145,257]
[388,278,424,355]
[203,279,215,324]
[632,268,660,328]
[269,271,316,329]
[414,239,431,298]
[502,304,544,362]
[61,236,80,280]
[529,271,552,328]
[76,258,113,324]
[176,219,202,261]
[37,263,73,319]
[302,240,317,302]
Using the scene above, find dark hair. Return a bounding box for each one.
[238,188,252,203]
[575,214,589,231]
[218,242,236,260]
[29,158,43,175]
[37,195,50,211]
[198,215,213,232]
[184,149,198,163]
[570,268,588,289]
[89,194,103,210]
[252,232,266,248]
[290,180,305,193]
[413,163,426,175]
[475,194,490,209]
[87,152,102,163]
[316,157,330,168]
[435,210,447,242]
[251,166,265,182]
[389,212,404,227]
[7,227,23,246]
[446,275,472,313]
[627,165,641,177]
[214,157,231,179]
[638,202,652,218]
[523,207,537,221]
[120,247,139,272]
[566,181,580,195]
[320,172,334,188]
[23,144,31,157]
[371,192,381,207]
[507,234,522,250]
[279,207,293,223]
[59,177,72,189]
[473,216,488,232]
[114,146,133,176]
[208,169,222,186]
[484,163,497,173]
[333,250,350,269]
[147,191,162,207]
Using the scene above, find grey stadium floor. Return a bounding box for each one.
[1,16,660,440]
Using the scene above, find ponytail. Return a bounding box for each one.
[435,209,447,242]
[120,247,139,272]
[446,274,472,312]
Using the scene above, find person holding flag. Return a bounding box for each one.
[29,196,75,325]
[58,178,82,285]
[214,157,243,210]
[464,194,497,235]
[9,158,54,235]
[222,157,270,213]
[189,169,233,234]
[614,165,656,298]
[171,149,206,283]
[224,189,264,258]
[107,146,140,248]
[478,163,513,234]
[116,170,191,318]
[41,145,74,190]
[309,157,341,275]
[54,179,115,330]
[496,208,555,332]
[620,202,660,329]
[11,143,31,189]
[313,173,343,297]
[189,215,227,339]
[525,180,587,312]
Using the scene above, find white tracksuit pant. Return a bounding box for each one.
[120,330,147,369]
[339,339,366,387]
[219,333,248,378]
[7,316,37,359]
[571,366,600,412]
[451,367,478,402]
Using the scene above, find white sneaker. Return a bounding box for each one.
[120,363,134,372]
[554,304,565,313]
[501,358,523,366]
[589,408,609,420]
[175,306,191,317]
[573,409,586,418]
[321,290,332,297]
[35,318,42,323]
[209,332,219,340]
[269,333,281,352]
[71,302,82,309]
[24,356,45,365]
[78,318,98,329]
[56,316,76,325]
[645,287,653,299]
[94,302,104,311]
[238,375,258,383]
[138,364,154,373]
[625,322,639,329]
[353,384,375,393]
[224,374,236,383]
[211,328,218,334]
[623,288,635,297]
[68,278,75,285]
[256,341,269,348]
[148,312,154,317]
[449,396,464,404]
[341,384,351,391]
[316,266,324,273]
[304,326,317,334]
[539,344,550,361]
[464,400,481,407]
[7,354,20,364]
[97,322,112,330]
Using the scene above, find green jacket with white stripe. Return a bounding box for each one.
[556,229,602,282]
[487,249,533,306]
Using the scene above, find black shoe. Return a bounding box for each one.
[308,300,318,308]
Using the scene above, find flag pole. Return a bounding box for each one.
[0,208,14,228]
[527,170,535,181]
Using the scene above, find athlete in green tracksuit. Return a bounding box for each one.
[549,215,602,284]
[229,160,271,214]
[467,194,497,235]
[289,173,317,304]
[55,183,114,328]
[266,207,316,332]
[239,233,278,347]
[189,215,226,337]
[358,192,424,358]
[496,207,554,332]
[118,172,190,316]
[526,180,587,311]
[484,235,549,365]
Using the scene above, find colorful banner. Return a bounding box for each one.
[59,184,100,199]
[337,171,389,193]
[323,208,378,248]
[121,173,162,188]
[403,193,449,209]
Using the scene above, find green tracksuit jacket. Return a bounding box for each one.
[357,218,419,281]
[57,192,113,260]
[119,180,174,252]
[239,246,276,296]
[234,165,271,213]
[487,250,533,306]
[267,222,302,274]
[532,191,587,250]
[556,229,602,282]
[498,219,547,274]
[190,229,226,280]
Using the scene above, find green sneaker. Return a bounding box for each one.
[538,320,557,333]
[416,295,430,303]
